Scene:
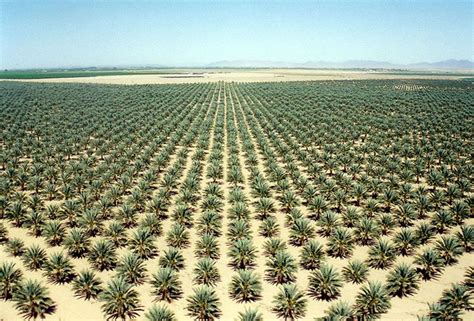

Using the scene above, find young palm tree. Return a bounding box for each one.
[100,277,143,321]
[259,216,279,238]
[139,213,163,237]
[265,250,297,284]
[0,262,23,300]
[289,218,314,246]
[0,222,8,244]
[377,213,395,236]
[87,232,116,265]
[186,286,221,321]
[229,269,262,303]
[130,228,158,259]
[439,283,472,312]
[64,228,91,258]
[367,239,397,270]
[13,279,56,320]
[22,245,47,271]
[327,227,354,258]
[264,238,288,257]
[317,211,340,237]
[116,253,147,285]
[323,301,353,321]
[342,260,369,284]
[229,238,256,270]
[44,252,76,284]
[396,203,416,227]
[413,248,444,281]
[272,284,307,321]
[255,197,276,219]
[193,258,220,286]
[238,308,263,321]
[6,237,25,257]
[105,221,129,248]
[43,220,65,246]
[435,235,464,265]
[195,233,220,259]
[415,222,435,244]
[166,223,190,249]
[431,210,454,234]
[308,264,342,301]
[308,195,328,220]
[353,281,391,320]
[385,263,420,298]
[455,225,474,252]
[72,269,103,300]
[355,218,379,246]
[196,211,222,237]
[172,203,194,227]
[159,247,185,271]
[145,305,176,321]
[393,228,419,256]
[299,239,325,270]
[151,267,183,303]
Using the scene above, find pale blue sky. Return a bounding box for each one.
[1,0,472,69]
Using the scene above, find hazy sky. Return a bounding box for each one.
[1,0,472,69]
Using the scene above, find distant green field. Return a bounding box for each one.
[0,69,188,79]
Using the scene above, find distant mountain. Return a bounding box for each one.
[206,59,473,70]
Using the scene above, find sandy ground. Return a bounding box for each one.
[2,69,471,85]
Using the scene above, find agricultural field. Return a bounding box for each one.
[0,79,473,321]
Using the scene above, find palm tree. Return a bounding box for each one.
[415,222,435,244]
[456,225,474,252]
[229,269,262,303]
[105,221,129,248]
[116,253,147,285]
[385,263,420,298]
[196,211,222,237]
[426,302,462,320]
[451,201,469,225]
[272,284,307,321]
[64,228,90,258]
[229,238,256,270]
[130,228,158,259]
[439,283,472,312]
[299,239,325,270]
[145,305,176,321]
[6,237,25,257]
[353,281,391,320]
[43,220,65,246]
[289,218,314,246]
[195,233,220,259]
[377,213,394,236]
[22,245,47,271]
[13,279,56,320]
[88,239,118,271]
[0,222,8,244]
[259,216,279,238]
[323,301,353,321]
[166,223,190,249]
[78,208,104,237]
[44,252,76,284]
[308,264,342,301]
[317,211,340,237]
[413,248,444,281]
[308,195,328,220]
[172,203,194,227]
[151,267,183,303]
[238,308,263,321]
[435,235,464,265]
[193,258,220,286]
[0,262,23,300]
[159,247,185,271]
[431,210,454,234]
[255,197,275,219]
[396,203,416,227]
[342,260,369,284]
[327,227,354,258]
[186,286,221,321]
[265,250,297,284]
[72,269,103,300]
[264,238,287,257]
[140,213,163,236]
[367,239,397,270]
[355,218,379,246]
[100,277,143,321]
[393,228,419,256]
